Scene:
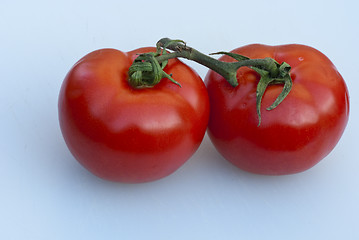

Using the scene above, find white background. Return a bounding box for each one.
[1,0,358,239]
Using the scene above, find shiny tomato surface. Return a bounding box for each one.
[59,47,209,183]
[205,44,349,175]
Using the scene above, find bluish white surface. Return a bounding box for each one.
[1,0,358,239]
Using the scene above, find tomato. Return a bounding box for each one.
[205,44,349,175]
[58,47,209,183]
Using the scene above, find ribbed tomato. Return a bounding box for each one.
[205,44,349,175]
[59,47,209,183]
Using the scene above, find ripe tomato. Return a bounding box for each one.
[59,47,209,183]
[205,44,349,175]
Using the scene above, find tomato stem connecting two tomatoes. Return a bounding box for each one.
[129,38,293,125]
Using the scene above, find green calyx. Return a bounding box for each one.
[128,49,181,88]
[215,52,292,126]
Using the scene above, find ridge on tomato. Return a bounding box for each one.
[58,47,209,183]
[205,44,349,175]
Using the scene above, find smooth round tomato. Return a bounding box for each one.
[59,47,209,183]
[205,44,349,175]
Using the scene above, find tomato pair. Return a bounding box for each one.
[58,43,349,183]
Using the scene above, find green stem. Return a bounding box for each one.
[128,38,293,125]
[155,44,238,86]
[154,38,280,87]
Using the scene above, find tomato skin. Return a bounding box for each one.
[59,47,209,183]
[205,44,349,175]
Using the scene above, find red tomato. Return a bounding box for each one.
[205,44,349,175]
[59,47,209,183]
